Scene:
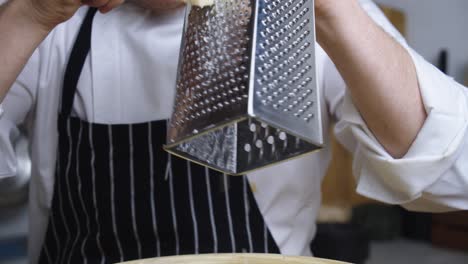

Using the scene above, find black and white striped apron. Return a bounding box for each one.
[38,8,279,264]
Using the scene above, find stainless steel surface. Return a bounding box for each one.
[166,0,322,175]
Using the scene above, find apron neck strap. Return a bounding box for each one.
[61,8,98,117]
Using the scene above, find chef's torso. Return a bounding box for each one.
[22,4,333,263]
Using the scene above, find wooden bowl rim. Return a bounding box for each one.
[118,253,351,264]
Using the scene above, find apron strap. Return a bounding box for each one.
[60,8,98,117]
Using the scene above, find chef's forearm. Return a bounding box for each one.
[316,0,426,158]
[0,0,51,102]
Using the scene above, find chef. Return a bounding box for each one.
[1,0,468,263]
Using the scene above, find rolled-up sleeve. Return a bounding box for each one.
[0,108,21,178]
[332,0,468,211]
[0,50,38,179]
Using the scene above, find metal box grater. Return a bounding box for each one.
[165,0,323,175]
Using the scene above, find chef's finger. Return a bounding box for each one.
[81,0,111,8]
[98,0,125,13]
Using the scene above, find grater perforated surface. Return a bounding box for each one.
[169,0,253,142]
[252,0,321,142]
[166,0,322,175]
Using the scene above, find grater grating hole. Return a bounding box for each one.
[267,136,275,145]
[249,123,257,132]
[255,140,264,149]
[244,143,252,152]
[279,132,287,141]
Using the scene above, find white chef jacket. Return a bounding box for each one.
[1,1,468,263]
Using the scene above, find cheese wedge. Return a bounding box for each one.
[183,0,215,7]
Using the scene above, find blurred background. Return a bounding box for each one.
[1,1,468,264]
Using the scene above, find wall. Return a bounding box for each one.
[374,0,468,83]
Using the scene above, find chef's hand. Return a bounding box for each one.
[0,0,120,103]
[23,0,124,31]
